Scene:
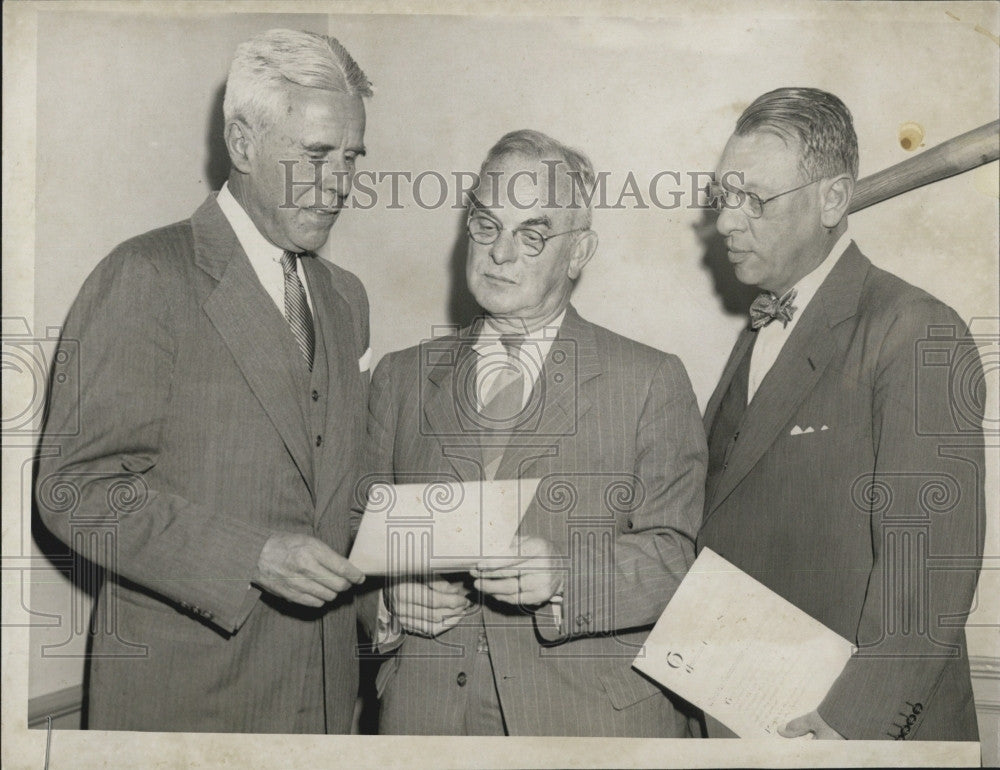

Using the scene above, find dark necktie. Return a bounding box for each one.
[479,335,525,478]
[280,251,315,370]
[749,288,798,330]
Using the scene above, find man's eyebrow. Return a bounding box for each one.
[467,193,498,216]
[301,142,367,156]
[519,215,552,229]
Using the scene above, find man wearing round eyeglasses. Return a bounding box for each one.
[356,129,707,736]
[697,87,984,741]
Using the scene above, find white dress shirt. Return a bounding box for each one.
[747,231,852,403]
[215,182,313,315]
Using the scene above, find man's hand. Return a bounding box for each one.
[386,578,473,638]
[253,533,364,607]
[779,710,845,740]
[471,536,564,607]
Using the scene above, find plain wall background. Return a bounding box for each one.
[21,3,998,739]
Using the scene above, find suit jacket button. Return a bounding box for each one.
[456,672,467,687]
[626,519,634,530]
[900,724,910,737]
[316,435,323,447]
[913,703,923,714]
[584,613,592,624]
[575,615,585,627]
[311,390,320,401]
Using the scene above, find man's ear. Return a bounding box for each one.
[567,230,598,280]
[820,174,854,229]
[224,119,255,175]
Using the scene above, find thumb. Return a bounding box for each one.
[778,714,812,738]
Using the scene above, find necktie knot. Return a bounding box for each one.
[749,289,798,330]
[499,333,524,357]
[280,250,299,274]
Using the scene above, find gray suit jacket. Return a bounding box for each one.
[698,243,985,740]
[36,194,370,732]
[356,306,707,736]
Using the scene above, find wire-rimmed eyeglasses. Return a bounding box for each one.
[704,178,820,219]
[466,214,588,257]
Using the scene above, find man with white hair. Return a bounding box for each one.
[36,29,373,733]
[357,130,707,736]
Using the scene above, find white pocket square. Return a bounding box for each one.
[358,347,372,372]
[790,424,820,435]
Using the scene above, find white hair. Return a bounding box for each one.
[223,28,372,133]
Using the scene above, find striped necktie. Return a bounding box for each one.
[479,335,526,478]
[280,251,315,371]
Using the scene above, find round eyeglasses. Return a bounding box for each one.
[467,215,587,257]
[704,178,820,219]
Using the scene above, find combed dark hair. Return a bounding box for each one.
[480,129,596,226]
[735,87,859,181]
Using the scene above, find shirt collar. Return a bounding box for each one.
[473,309,567,356]
[786,229,852,312]
[216,181,287,265]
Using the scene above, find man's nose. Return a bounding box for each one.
[715,203,745,237]
[321,158,353,202]
[488,231,519,265]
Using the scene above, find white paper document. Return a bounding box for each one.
[633,548,856,737]
[349,478,540,574]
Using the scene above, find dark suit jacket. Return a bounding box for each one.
[356,306,707,736]
[698,243,985,740]
[35,194,370,733]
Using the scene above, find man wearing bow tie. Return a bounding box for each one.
[36,29,372,732]
[357,129,707,735]
[698,87,985,740]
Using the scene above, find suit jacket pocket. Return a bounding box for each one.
[598,667,664,710]
[121,453,156,473]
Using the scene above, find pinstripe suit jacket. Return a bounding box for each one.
[358,306,707,736]
[35,194,370,733]
[698,244,985,740]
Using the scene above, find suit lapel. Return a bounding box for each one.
[705,243,870,516]
[302,257,348,402]
[304,256,365,522]
[422,328,484,482]
[193,195,315,496]
[495,305,598,480]
[704,328,755,434]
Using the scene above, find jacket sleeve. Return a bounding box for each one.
[352,353,398,640]
[536,354,707,641]
[34,246,273,634]
[817,300,985,739]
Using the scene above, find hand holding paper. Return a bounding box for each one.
[779,709,845,740]
[254,533,365,607]
[386,577,474,638]
[632,548,855,738]
[471,535,565,606]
